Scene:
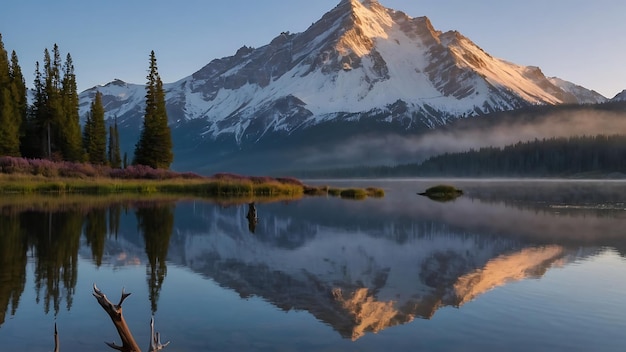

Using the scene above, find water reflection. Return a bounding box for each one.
[84,208,107,267]
[0,213,27,326]
[0,182,625,344]
[136,203,175,313]
[0,199,178,324]
[30,211,83,314]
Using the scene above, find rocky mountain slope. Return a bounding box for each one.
[78,0,612,173]
[612,89,626,102]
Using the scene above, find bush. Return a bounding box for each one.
[418,184,463,201]
[31,159,59,177]
[366,187,385,197]
[0,156,31,174]
[339,188,368,199]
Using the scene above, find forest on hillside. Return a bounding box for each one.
[299,135,626,178]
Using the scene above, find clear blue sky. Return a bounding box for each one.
[1,0,625,98]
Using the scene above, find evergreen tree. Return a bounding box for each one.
[47,45,65,158]
[0,89,20,156]
[60,53,83,161]
[10,50,27,155]
[108,117,122,168]
[24,61,47,158]
[82,111,92,159]
[0,34,20,156]
[24,44,80,160]
[133,51,173,169]
[41,47,59,158]
[83,92,107,164]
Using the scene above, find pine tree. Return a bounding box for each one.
[60,53,83,161]
[10,50,27,155]
[22,44,80,160]
[108,117,122,168]
[83,92,107,164]
[82,110,92,160]
[133,50,173,169]
[24,61,47,158]
[0,34,20,156]
[41,47,59,158]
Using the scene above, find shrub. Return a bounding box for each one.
[30,159,59,177]
[276,177,304,186]
[366,187,385,198]
[339,188,368,199]
[418,184,463,202]
[303,185,329,196]
[0,156,31,174]
[328,188,342,196]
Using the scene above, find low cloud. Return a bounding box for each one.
[299,109,626,167]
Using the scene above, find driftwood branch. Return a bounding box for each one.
[149,316,170,351]
[92,284,169,352]
[93,284,142,352]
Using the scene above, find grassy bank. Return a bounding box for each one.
[0,158,384,200]
[0,173,304,197]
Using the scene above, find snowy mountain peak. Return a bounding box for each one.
[78,0,612,172]
[612,89,626,102]
[548,77,607,104]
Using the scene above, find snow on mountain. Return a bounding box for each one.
[548,77,607,104]
[77,0,620,173]
[611,89,626,102]
[79,79,145,127]
[79,0,587,141]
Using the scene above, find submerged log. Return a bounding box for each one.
[246,202,258,233]
[93,284,169,352]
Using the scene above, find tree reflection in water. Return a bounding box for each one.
[136,203,175,314]
[84,208,107,267]
[0,199,176,326]
[1,183,625,349]
[27,211,83,315]
[0,213,27,326]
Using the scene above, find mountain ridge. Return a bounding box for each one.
[77,0,616,172]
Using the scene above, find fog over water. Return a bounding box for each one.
[302,109,626,167]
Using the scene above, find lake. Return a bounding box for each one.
[1,179,626,351]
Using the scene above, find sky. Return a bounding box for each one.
[1,0,625,98]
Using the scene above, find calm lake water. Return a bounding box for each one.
[1,179,626,351]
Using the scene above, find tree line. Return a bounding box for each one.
[0,34,172,170]
[412,134,626,177]
[297,134,626,178]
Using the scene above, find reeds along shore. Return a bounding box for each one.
[0,157,384,199]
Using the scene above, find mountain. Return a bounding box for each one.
[612,89,626,102]
[548,77,607,104]
[79,0,606,173]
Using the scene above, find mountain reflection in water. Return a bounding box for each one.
[0,180,624,349]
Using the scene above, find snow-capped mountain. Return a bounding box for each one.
[548,77,607,104]
[79,0,607,173]
[612,89,626,102]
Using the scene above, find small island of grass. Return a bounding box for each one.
[304,185,385,199]
[418,184,463,202]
